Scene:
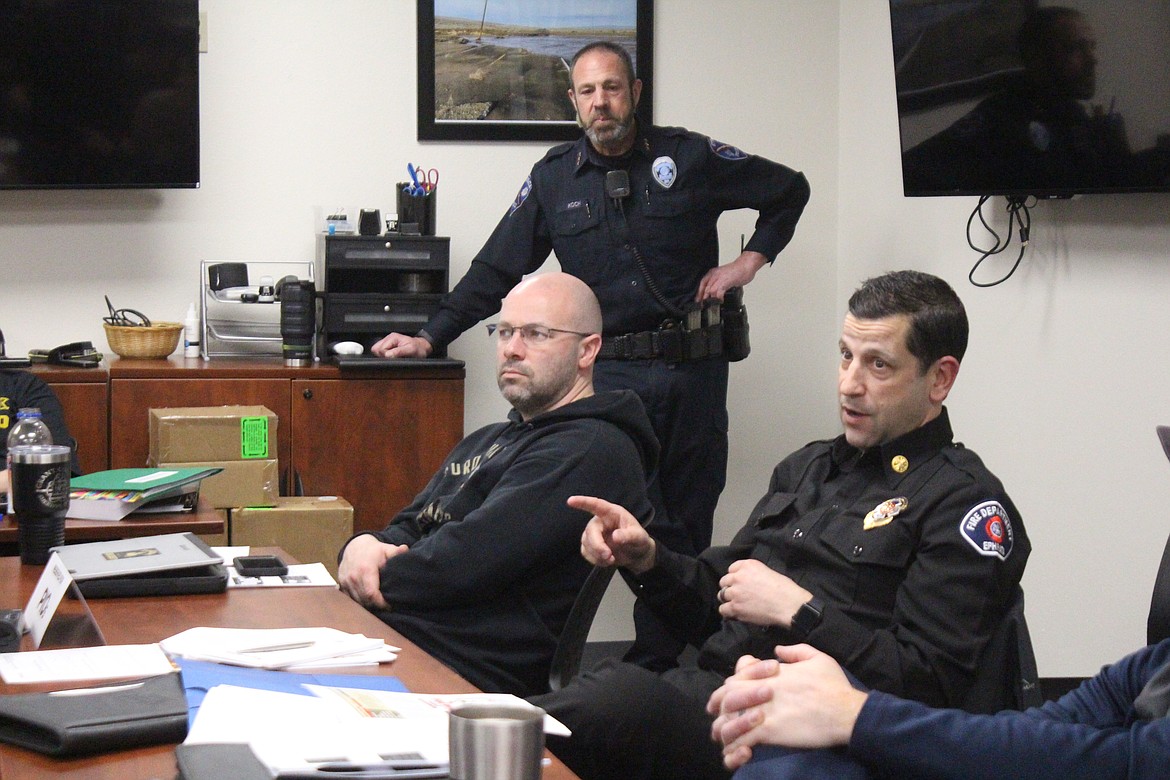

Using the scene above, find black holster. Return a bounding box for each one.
[721,287,750,362]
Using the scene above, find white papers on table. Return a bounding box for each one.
[0,643,175,684]
[283,646,397,669]
[159,626,397,670]
[185,684,569,775]
[307,687,572,738]
[187,685,448,772]
[226,562,338,588]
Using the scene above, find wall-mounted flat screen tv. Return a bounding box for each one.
[0,0,199,190]
[889,0,1170,197]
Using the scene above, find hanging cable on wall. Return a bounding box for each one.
[966,194,1033,287]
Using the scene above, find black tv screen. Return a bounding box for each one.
[890,0,1170,197]
[0,0,200,190]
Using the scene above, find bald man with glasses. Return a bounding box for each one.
[338,272,658,697]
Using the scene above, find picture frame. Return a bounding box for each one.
[417,0,654,142]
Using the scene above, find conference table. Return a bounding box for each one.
[0,549,581,779]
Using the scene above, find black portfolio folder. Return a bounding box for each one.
[73,562,229,598]
[0,672,187,757]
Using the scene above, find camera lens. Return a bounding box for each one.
[280,280,316,366]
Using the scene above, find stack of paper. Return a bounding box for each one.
[0,644,177,684]
[160,627,398,669]
[184,685,569,776]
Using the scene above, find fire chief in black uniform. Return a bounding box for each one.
[372,41,810,666]
[527,271,1030,780]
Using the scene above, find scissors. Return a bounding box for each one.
[408,163,439,194]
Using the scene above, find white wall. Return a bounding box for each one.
[2,0,1163,677]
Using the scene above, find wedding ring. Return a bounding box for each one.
[718,587,727,603]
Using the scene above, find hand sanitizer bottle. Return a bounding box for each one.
[184,303,202,358]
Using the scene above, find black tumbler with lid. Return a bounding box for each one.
[9,444,71,565]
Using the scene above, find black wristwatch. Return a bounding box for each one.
[790,596,825,637]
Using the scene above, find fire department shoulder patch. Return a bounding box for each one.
[959,500,1015,560]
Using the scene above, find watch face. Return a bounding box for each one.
[793,598,823,636]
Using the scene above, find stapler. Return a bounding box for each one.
[28,341,103,368]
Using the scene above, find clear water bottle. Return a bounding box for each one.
[6,408,52,510]
[7,408,52,453]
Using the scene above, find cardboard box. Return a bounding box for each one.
[159,459,279,510]
[231,497,354,578]
[149,406,277,464]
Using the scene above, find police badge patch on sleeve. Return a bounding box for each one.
[709,138,748,160]
[959,501,1015,560]
[509,176,533,216]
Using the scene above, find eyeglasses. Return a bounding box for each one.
[486,323,594,344]
[103,295,151,327]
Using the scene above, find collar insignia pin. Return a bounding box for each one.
[864,497,908,531]
[891,455,909,473]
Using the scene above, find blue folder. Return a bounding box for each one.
[176,658,407,726]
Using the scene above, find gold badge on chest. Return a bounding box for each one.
[864,497,908,531]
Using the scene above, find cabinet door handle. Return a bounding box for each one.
[302,388,313,400]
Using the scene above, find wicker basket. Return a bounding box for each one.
[103,321,184,359]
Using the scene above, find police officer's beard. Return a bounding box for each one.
[581,109,634,151]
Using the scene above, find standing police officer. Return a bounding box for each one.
[372,40,810,668]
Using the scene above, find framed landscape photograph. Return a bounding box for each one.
[417,0,654,142]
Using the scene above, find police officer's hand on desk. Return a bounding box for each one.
[570,495,657,575]
[696,250,769,301]
[369,332,433,358]
[338,533,409,609]
[717,559,813,629]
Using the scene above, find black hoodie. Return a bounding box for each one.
[344,389,658,696]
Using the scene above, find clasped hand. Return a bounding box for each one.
[706,645,868,770]
[337,534,409,609]
[717,559,812,628]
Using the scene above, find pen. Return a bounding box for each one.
[238,641,316,653]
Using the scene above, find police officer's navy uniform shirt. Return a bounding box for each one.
[422,124,810,345]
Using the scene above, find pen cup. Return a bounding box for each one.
[448,703,544,780]
[9,444,71,565]
[396,184,436,236]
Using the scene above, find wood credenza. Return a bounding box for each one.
[33,358,465,536]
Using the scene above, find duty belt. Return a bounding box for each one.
[598,323,723,363]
